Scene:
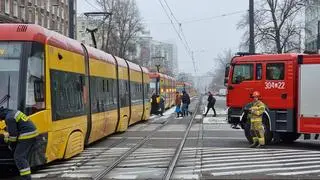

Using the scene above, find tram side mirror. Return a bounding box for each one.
[34,80,44,102]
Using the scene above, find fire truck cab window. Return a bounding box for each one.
[232,64,253,84]
[266,63,284,80]
[256,64,262,80]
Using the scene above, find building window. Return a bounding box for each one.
[5,0,10,14]
[62,22,65,34]
[47,17,50,29]
[57,6,60,17]
[61,7,64,19]
[21,7,25,20]
[35,10,39,25]
[28,9,33,23]
[47,0,50,12]
[52,20,56,30]
[57,20,60,32]
[41,15,45,26]
[13,0,18,17]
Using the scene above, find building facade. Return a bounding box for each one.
[134,31,178,77]
[0,0,77,38]
[305,0,320,52]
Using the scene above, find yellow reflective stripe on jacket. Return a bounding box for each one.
[20,167,31,176]
[8,136,17,142]
[18,130,38,140]
[251,101,265,116]
[251,119,262,122]
[14,111,29,122]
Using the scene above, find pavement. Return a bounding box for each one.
[4,95,320,179]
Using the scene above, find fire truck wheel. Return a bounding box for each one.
[279,132,300,143]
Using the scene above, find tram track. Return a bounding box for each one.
[31,115,169,179]
[93,96,202,180]
[29,97,201,179]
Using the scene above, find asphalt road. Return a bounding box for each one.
[4,95,320,179]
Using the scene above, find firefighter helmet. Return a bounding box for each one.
[252,91,260,98]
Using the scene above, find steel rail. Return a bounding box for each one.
[92,118,170,180]
[163,96,202,180]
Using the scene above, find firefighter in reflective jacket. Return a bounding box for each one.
[249,91,266,148]
[0,107,38,180]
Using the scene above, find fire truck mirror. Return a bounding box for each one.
[224,64,230,78]
[224,78,228,86]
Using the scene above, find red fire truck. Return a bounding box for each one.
[225,53,320,144]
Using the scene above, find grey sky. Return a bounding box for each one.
[78,0,249,76]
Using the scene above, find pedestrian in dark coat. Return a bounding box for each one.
[204,91,217,117]
[158,95,165,116]
[181,91,191,116]
[150,93,159,115]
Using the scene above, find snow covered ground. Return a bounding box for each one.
[213,96,226,101]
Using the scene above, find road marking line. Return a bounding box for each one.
[211,164,320,176]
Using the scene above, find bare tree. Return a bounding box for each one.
[95,0,144,60]
[238,0,304,53]
[209,49,233,90]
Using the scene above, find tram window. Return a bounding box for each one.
[25,42,45,115]
[51,71,85,120]
[266,63,284,80]
[256,64,262,80]
[232,64,253,84]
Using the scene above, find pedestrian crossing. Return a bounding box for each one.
[173,147,320,178]
[33,147,320,179]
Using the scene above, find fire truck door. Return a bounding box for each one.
[263,62,293,109]
[227,63,256,107]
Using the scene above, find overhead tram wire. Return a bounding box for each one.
[158,0,197,74]
[158,0,190,54]
[162,0,192,53]
[181,10,245,24]
[162,0,193,59]
[162,0,198,73]
[142,10,246,25]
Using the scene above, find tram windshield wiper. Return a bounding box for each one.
[0,76,11,108]
[0,94,10,107]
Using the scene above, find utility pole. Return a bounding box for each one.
[318,20,320,53]
[68,0,76,39]
[249,0,255,54]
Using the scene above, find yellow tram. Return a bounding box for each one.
[0,24,150,166]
